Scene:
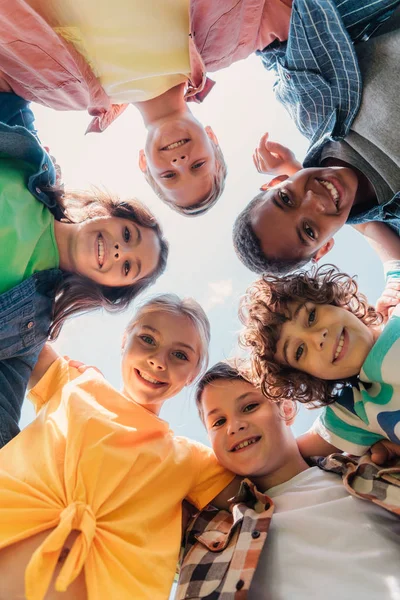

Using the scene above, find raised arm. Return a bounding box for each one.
[353,221,400,263]
[297,430,340,460]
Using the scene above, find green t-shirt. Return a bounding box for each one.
[0,157,59,294]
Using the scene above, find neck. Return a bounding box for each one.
[122,386,162,416]
[53,220,78,272]
[252,447,309,492]
[134,83,188,127]
[322,157,376,207]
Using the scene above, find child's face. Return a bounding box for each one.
[139,118,219,210]
[202,379,291,478]
[66,216,160,287]
[251,166,359,263]
[121,309,202,413]
[274,302,376,380]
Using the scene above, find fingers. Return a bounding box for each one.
[370,441,388,465]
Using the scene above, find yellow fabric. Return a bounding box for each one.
[52,0,191,103]
[0,358,233,600]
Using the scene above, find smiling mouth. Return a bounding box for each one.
[230,436,261,452]
[160,139,190,151]
[135,369,167,387]
[333,329,345,362]
[97,234,105,268]
[317,178,340,210]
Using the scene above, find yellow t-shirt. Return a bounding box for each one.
[51,0,191,103]
[0,358,233,600]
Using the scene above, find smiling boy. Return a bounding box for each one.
[234,10,400,274]
[177,362,400,599]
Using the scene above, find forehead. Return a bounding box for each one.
[134,309,202,348]
[202,379,260,411]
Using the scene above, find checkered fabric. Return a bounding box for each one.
[176,454,400,599]
[258,0,400,165]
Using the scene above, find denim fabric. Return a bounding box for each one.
[258,0,400,164]
[0,269,63,447]
[346,192,400,234]
[0,92,63,447]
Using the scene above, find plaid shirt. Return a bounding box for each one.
[258,0,400,165]
[176,453,400,599]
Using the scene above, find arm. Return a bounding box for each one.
[28,342,60,390]
[352,221,400,263]
[370,440,400,465]
[253,132,302,177]
[210,476,242,510]
[297,430,340,459]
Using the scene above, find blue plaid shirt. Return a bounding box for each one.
[258,0,400,165]
[346,192,400,233]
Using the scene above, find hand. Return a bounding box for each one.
[65,356,103,376]
[370,439,400,465]
[375,280,400,322]
[253,132,302,176]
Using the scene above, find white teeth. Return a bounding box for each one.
[161,139,188,151]
[334,332,345,360]
[98,236,104,267]
[319,179,339,205]
[233,438,258,452]
[138,370,163,385]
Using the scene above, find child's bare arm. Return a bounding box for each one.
[370,440,400,464]
[253,132,302,176]
[353,221,400,263]
[210,477,242,510]
[297,430,340,459]
[28,343,60,390]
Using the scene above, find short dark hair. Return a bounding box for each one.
[195,360,251,424]
[232,191,311,275]
[143,140,228,217]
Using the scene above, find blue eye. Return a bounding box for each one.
[140,335,155,345]
[192,161,206,170]
[173,350,188,361]
[124,227,130,242]
[161,172,175,179]
[295,344,304,361]
[243,403,259,413]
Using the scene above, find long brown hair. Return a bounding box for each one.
[47,188,169,339]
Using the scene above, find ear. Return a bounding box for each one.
[138,149,147,173]
[205,126,219,146]
[281,399,296,426]
[260,174,289,191]
[313,237,335,262]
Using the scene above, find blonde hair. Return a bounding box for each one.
[125,294,210,379]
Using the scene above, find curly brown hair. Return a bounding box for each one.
[239,265,382,408]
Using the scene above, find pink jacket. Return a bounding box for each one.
[0,0,291,132]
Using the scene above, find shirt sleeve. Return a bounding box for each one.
[28,356,82,413]
[184,439,235,510]
[384,260,400,283]
[312,401,385,456]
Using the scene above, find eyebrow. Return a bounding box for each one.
[282,303,305,365]
[141,325,196,353]
[205,392,254,421]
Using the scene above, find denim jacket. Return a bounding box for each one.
[0,92,63,447]
[346,192,400,233]
[258,0,400,165]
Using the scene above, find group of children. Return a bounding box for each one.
[0,0,400,598]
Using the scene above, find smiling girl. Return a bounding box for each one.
[240,221,400,459]
[0,294,236,600]
[0,92,168,447]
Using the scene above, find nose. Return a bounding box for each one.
[171,153,188,165]
[227,418,247,436]
[304,190,327,214]
[147,353,167,371]
[310,327,328,350]
[113,242,130,261]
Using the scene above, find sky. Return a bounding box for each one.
[20,53,387,447]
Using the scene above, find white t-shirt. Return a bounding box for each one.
[249,467,400,600]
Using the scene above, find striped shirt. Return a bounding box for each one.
[315,261,400,455]
[258,0,400,165]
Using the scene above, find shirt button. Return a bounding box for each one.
[251,530,261,539]
[236,579,245,591]
[212,541,220,548]
[35,187,41,194]
[27,321,34,329]
[285,72,291,80]
[42,163,48,171]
